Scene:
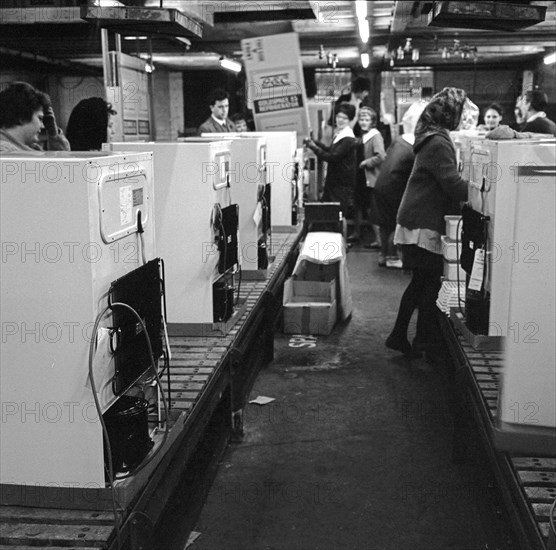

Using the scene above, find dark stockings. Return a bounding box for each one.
[390,266,443,348]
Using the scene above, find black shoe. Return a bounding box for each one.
[385,334,413,355]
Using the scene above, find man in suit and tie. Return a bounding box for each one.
[197,88,237,134]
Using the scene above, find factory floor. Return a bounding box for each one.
[167,243,514,550]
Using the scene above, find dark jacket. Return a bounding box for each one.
[521,116,556,137]
[307,135,357,214]
[397,128,468,234]
[374,136,415,231]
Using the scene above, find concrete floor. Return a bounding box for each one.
[182,244,513,550]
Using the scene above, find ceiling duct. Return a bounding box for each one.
[209,1,317,24]
[428,1,547,32]
[80,5,204,38]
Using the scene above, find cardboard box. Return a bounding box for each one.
[283,278,337,335]
[443,259,466,281]
[294,260,337,283]
[441,235,462,262]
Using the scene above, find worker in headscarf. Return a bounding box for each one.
[387,87,470,360]
[374,100,428,268]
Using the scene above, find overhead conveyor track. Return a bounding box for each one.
[441,314,556,550]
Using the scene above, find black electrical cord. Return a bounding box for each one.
[236,265,242,305]
[218,217,229,320]
[482,218,490,308]
[456,216,465,316]
[137,211,147,266]
[104,303,169,481]
[261,190,272,262]
[88,304,122,548]
[88,301,170,548]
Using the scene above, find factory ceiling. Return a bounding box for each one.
[0,1,555,73]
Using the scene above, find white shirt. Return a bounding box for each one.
[211,115,228,126]
[332,125,355,144]
[526,111,547,123]
[361,128,380,144]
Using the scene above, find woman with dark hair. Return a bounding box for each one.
[479,102,503,131]
[231,112,249,132]
[304,102,357,218]
[386,87,469,358]
[66,97,117,151]
[0,81,70,152]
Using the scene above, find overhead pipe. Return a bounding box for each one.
[0,46,101,75]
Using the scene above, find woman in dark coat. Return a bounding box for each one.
[374,101,426,266]
[387,87,469,358]
[304,102,357,218]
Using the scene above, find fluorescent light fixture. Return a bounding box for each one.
[175,36,192,48]
[358,19,369,43]
[355,0,368,20]
[123,36,148,40]
[361,52,370,68]
[544,52,556,65]
[93,0,124,6]
[219,57,242,73]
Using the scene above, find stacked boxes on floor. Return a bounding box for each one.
[443,215,466,282]
[436,215,466,314]
[283,232,352,335]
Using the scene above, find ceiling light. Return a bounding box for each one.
[123,36,148,40]
[175,36,192,48]
[358,19,370,43]
[361,52,370,68]
[219,57,242,73]
[544,52,556,65]
[93,0,124,6]
[355,0,368,20]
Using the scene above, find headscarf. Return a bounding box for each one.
[460,98,480,130]
[415,87,467,135]
[401,100,428,135]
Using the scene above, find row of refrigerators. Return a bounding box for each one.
[0,130,304,490]
[445,132,556,456]
[1,127,555,492]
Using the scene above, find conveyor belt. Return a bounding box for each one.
[441,313,556,550]
[0,227,303,550]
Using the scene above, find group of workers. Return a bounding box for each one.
[1,78,554,366]
[0,82,116,153]
[303,79,555,363]
[0,82,249,154]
